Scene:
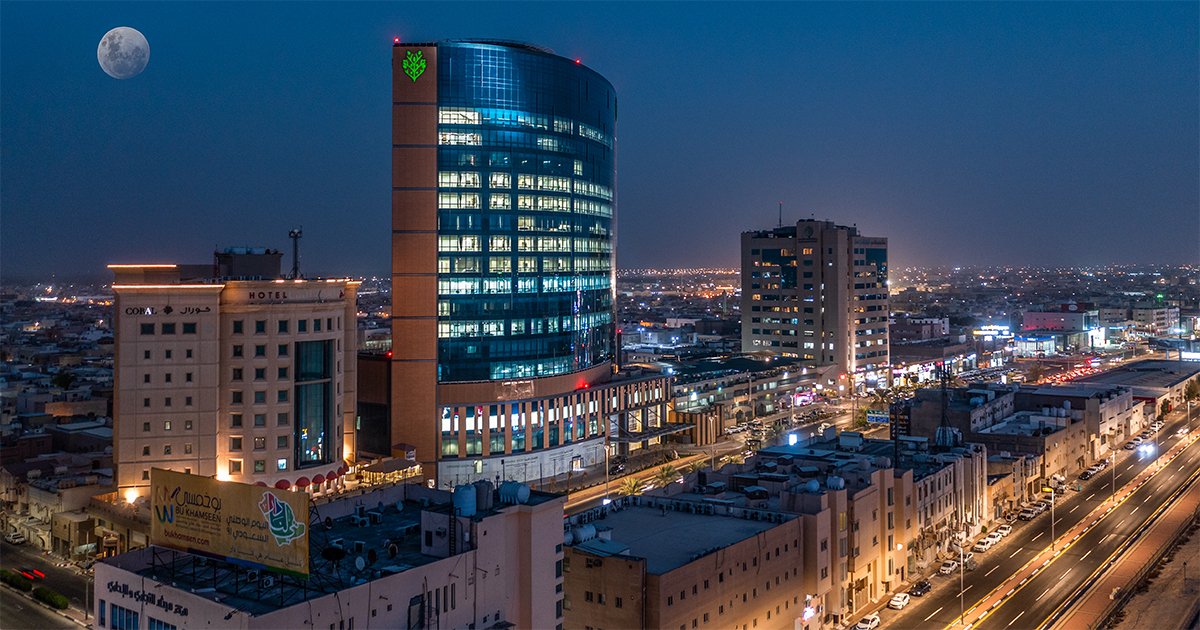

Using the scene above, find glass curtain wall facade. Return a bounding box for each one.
[433,42,616,382]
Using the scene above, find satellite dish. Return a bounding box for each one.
[377,501,385,512]
[395,501,404,513]
[355,557,366,571]
[368,549,378,564]
[389,544,398,559]
[324,517,333,530]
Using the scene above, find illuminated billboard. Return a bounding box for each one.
[865,409,890,424]
[150,468,309,578]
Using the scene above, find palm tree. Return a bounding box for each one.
[618,477,643,497]
[687,460,708,474]
[1027,363,1046,383]
[655,465,681,487]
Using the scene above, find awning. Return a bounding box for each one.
[364,459,422,474]
[327,470,337,480]
[311,474,325,485]
[274,480,291,490]
[295,477,310,488]
[254,482,267,487]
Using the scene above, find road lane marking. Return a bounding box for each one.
[1037,587,1051,601]
[925,607,943,621]
[1010,549,1021,558]
[1009,611,1025,627]
[960,585,973,596]
[1070,505,1079,513]
[1133,506,1139,514]
[1062,569,1072,580]
[1032,532,1043,541]
[1082,549,1092,559]
[1087,493,1095,500]
[986,566,999,576]
[1118,519,1126,528]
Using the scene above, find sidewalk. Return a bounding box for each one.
[1106,516,1200,630]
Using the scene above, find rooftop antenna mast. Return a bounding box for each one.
[288,227,303,279]
[778,202,783,228]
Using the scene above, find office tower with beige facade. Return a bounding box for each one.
[110,252,358,499]
[391,39,670,486]
[741,220,889,391]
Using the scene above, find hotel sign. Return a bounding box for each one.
[150,469,310,578]
[229,288,346,304]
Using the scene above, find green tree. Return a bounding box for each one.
[687,460,708,474]
[1027,363,1046,383]
[654,465,681,487]
[1161,399,1172,417]
[1185,379,1199,402]
[618,477,644,497]
[50,371,76,390]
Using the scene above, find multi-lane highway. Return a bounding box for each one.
[871,405,1199,630]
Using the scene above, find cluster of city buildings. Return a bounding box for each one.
[1,37,1199,630]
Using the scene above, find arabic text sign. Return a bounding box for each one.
[150,468,310,578]
[865,409,891,424]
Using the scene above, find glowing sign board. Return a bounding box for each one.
[865,409,890,424]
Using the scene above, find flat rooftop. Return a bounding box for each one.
[1072,360,1200,391]
[577,506,782,574]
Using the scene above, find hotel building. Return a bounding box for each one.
[109,252,358,499]
[389,39,671,485]
[741,220,890,391]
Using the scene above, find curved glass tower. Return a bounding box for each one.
[430,41,617,382]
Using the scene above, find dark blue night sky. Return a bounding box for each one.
[2,2,1196,280]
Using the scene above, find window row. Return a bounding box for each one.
[438,314,612,338]
[437,107,612,147]
[231,412,290,428]
[141,420,193,432]
[232,317,339,334]
[437,192,612,212]
[141,397,194,408]
[228,458,289,474]
[143,443,193,456]
[436,274,611,295]
[437,256,608,274]
[227,435,290,451]
[140,322,197,335]
[231,390,292,404]
[142,372,193,384]
[437,235,610,254]
[231,367,290,381]
[141,349,194,360]
[232,343,290,358]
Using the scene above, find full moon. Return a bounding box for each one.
[97,27,149,79]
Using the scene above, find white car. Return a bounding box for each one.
[3,532,26,544]
[995,524,1013,537]
[889,593,911,610]
[972,539,992,553]
[855,613,881,630]
[985,532,1003,545]
[939,560,959,575]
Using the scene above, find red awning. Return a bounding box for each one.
[338,465,348,475]
[311,474,325,485]
[254,482,267,487]
[327,471,337,480]
[274,479,291,490]
[295,477,310,487]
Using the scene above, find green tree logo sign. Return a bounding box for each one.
[403,50,426,82]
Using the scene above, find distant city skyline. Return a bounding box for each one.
[1,2,1197,280]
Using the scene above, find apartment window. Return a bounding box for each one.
[229,460,242,474]
[184,420,192,430]
[185,396,192,406]
[820,567,828,579]
[298,319,307,332]
[585,592,593,603]
[233,345,243,357]
[163,445,171,455]
[254,437,266,450]
[704,580,709,589]
[277,435,288,448]
[278,367,289,380]
[143,398,150,408]
[255,320,266,334]
[704,613,709,623]
[143,446,150,456]
[143,374,150,384]
[254,460,266,473]
[162,323,176,335]
[144,350,151,359]
[821,538,828,551]
[231,414,243,428]
[615,597,622,609]
[667,596,672,606]
[277,458,287,471]
[597,594,606,605]
[254,345,266,357]
[232,391,243,404]
[185,372,192,382]
[313,319,322,332]
[254,391,266,403]
[233,320,244,334]
[255,368,266,380]
[278,320,289,333]
[164,397,171,407]
[142,470,149,481]
[164,372,173,384]
[233,368,243,381]
[278,344,289,357]
[231,437,243,451]
[183,322,196,334]
[277,412,289,426]
[141,323,155,335]
[185,444,192,454]
[277,390,289,403]
[255,413,266,426]
[165,349,172,359]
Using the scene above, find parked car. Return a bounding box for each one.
[1079,469,1094,480]
[995,524,1013,537]
[1018,508,1037,521]
[854,613,881,630]
[1034,501,1051,513]
[4,532,26,544]
[1124,441,1138,450]
[939,560,959,575]
[909,580,933,596]
[972,540,992,553]
[889,593,911,610]
[608,463,626,475]
[985,532,1003,545]
[1095,459,1110,470]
